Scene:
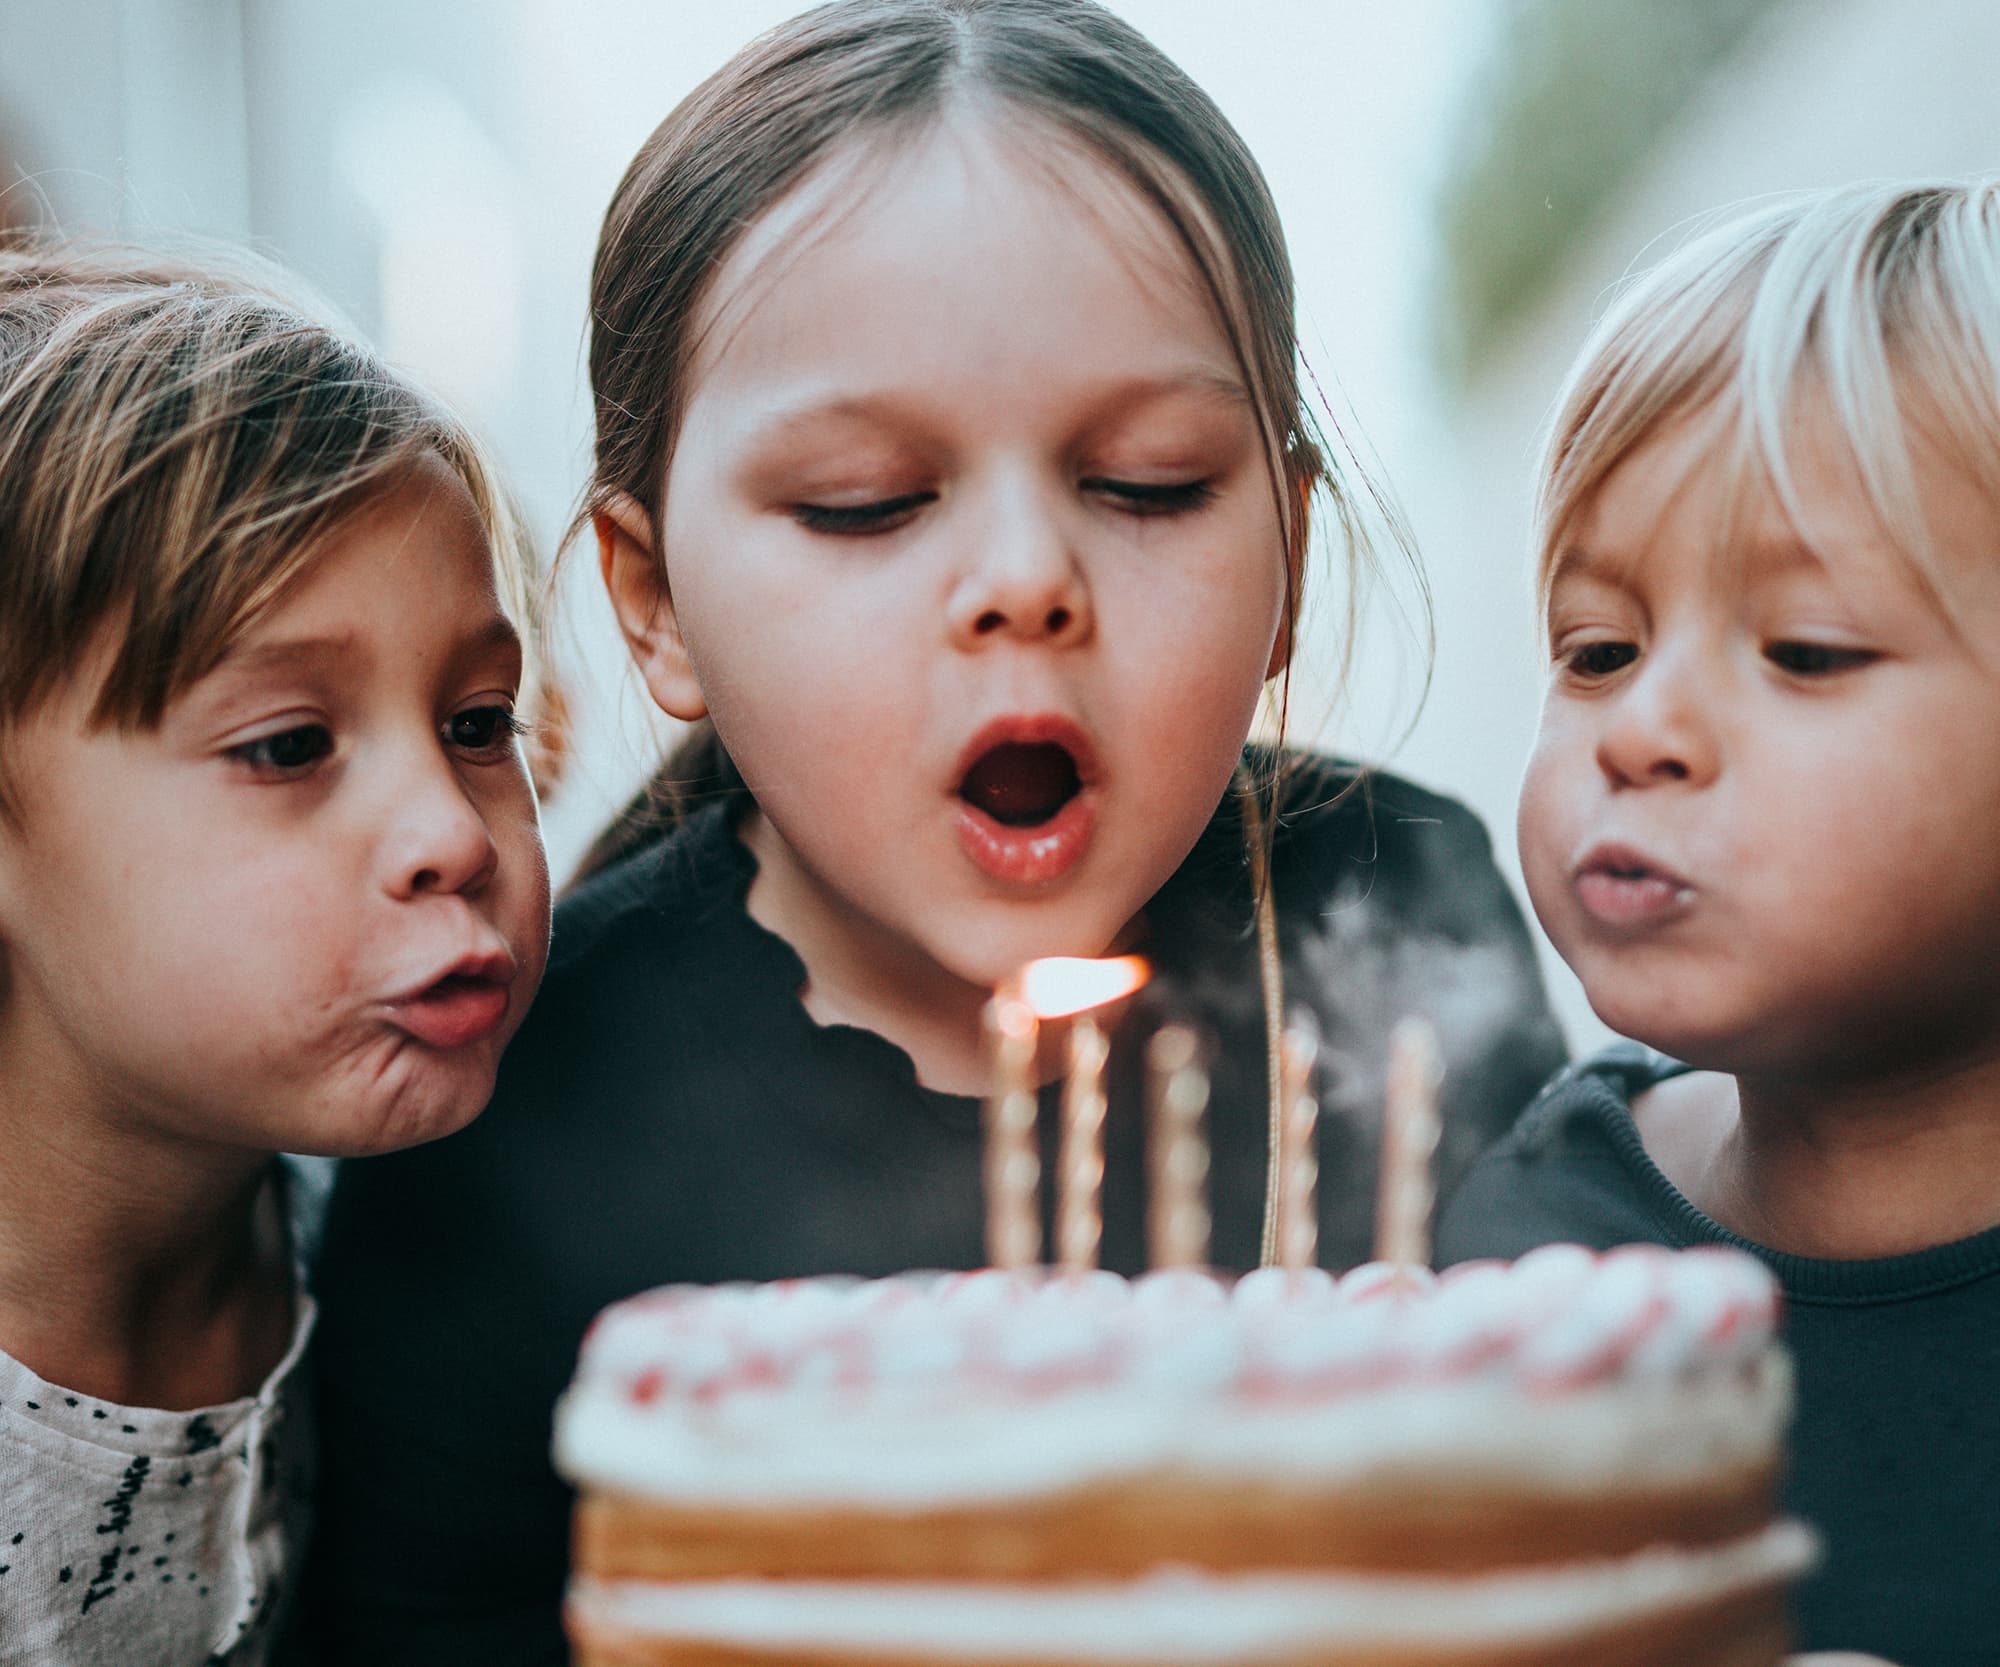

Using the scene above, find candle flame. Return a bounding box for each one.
[1017,955,1150,1021]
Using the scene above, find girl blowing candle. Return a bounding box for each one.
[310,3,1565,1658]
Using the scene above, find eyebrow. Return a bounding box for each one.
[746,370,1254,442]
[213,614,523,681]
[1544,543,1635,591]
[1549,533,1835,593]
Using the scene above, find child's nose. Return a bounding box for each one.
[382,753,500,900]
[1594,657,1720,790]
[946,485,1093,649]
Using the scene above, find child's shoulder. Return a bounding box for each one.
[1261,749,1514,927]
[547,799,747,979]
[1268,749,1497,864]
[1435,1044,1690,1262]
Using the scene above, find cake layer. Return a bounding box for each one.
[573,1459,1777,1582]
[556,1248,1787,1512]
[566,1522,1814,1667]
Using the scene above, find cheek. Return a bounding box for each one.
[1515,727,1577,882]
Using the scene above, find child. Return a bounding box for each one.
[308,3,1565,1659]
[1435,180,2000,1667]
[0,241,551,1663]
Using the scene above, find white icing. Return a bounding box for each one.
[568,1522,1817,1659]
[554,1352,1790,1506]
[555,1250,1789,1506]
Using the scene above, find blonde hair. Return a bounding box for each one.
[0,237,534,737]
[1535,178,2000,611]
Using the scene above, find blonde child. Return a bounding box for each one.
[309,3,1564,1658]
[1436,180,2000,1665]
[0,242,551,1662]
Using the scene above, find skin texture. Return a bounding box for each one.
[1518,404,2000,1260]
[0,456,550,1406]
[601,113,1288,1095]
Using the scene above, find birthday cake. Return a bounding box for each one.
[554,1247,1813,1665]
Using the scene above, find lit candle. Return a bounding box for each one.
[1056,1014,1110,1272]
[981,986,1042,1270]
[1276,1017,1320,1271]
[1375,1016,1444,1268]
[1145,1024,1211,1269]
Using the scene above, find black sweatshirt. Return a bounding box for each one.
[306,753,1564,1664]
[1437,1044,2000,1667]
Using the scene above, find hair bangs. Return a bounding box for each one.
[1537,180,2000,622]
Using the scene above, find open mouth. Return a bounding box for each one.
[951,724,1098,885]
[958,741,1083,828]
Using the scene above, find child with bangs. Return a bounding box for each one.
[0,241,550,1663]
[1438,180,2000,1665]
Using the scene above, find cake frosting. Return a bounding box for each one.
[555,1244,1810,1665]
[556,1245,1787,1506]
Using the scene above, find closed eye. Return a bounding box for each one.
[791,492,935,536]
[227,723,334,779]
[1085,478,1216,517]
[1765,641,1877,677]
[1561,640,1639,680]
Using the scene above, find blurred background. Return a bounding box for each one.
[4,0,1997,1052]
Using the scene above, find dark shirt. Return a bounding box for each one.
[308,753,1563,1664]
[1436,1045,2000,1667]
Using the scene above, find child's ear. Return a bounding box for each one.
[596,494,708,722]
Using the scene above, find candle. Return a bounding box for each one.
[1375,1016,1444,1268]
[1145,1024,1211,1269]
[1056,1014,1110,1272]
[981,988,1042,1270]
[992,955,1148,1276]
[1275,1017,1320,1271]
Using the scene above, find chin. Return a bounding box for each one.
[307,1067,499,1158]
[1580,978,1758,1072]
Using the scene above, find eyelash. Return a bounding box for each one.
[1084,478,1217,517]
[1558,640,1878,682]
[788,479,1218,536]
[1560,641,1637,680]
[1764,642,1877,677]
[790,493,935,535]
[226,706,526,780]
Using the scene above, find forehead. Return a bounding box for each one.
[678,109,1241,419]
[208,458,514,679]
[1552,400,1955,601]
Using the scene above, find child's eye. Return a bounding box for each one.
[1085,478,1217,517]
[1765,641,1877,677]
[1561,640,1639,679]
[227,724,334,778]
[446,704,526,757]
[791,493,934,536]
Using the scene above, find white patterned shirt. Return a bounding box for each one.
[0,1162,322,1665]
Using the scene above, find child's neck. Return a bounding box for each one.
[0,1059,292,1410]
[1637,1045,2000,1260]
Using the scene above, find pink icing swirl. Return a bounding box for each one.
[576,1246,1780,1412]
